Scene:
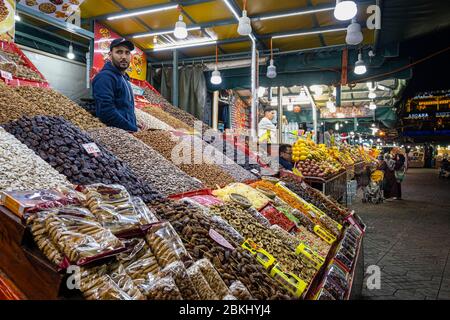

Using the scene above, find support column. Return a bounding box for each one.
[172,49,179,107]
[277,86,283,144]
[250,42,257,138]
[213,91,219,130]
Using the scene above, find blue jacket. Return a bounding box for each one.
[93,61,138,132]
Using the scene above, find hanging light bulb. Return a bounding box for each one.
[237,0,252,36]
[354,52,367,75]
[67,44,75,60]
[369,101,377,110]
[210,46,222,85]
[345,18,363,45]
[174,14,188,39]
[332,86,337,97]
[298,89,309,103]
[334,0,357,21]
[267,39,277,78]
[258,86,266,98]
[153,36,158,44]
[335,122,340,131]
[368,90,377,99]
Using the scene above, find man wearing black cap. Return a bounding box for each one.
[93,38,138,132]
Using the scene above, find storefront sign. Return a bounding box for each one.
[320,106,375,119]
[92,22,147,81]
[406,95,450,113]
[405,113,430,119]
[0,0,15,41]
[16,0,85,22]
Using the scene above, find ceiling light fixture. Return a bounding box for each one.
[259,7,334,21]
[267,38,277,79]
[67,43,75,60]
[272,27,346,40]
[354,52,367,75]
[174,10,188,40]
[345,18,363,45]
[107,4,178,20]
[134,26,201,39]
[237,0,252,36]
[210,45,222,85]
[369,101,377,110]
[152,39,217,52]
[334,0,357,21]
[368,91,377,99]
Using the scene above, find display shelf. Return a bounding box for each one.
[303,171,347,203]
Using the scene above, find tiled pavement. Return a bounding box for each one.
[350,168,450,300]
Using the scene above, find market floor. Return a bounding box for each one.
[350,168,450,300]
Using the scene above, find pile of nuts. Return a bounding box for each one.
[0,127,71,191]
[0,81,44,124]
[148,199,292,300]
[209,203,317,283]
[141,106,193,132]
[88,127,203,196]
[144,88,213,134]
[0,50,45,82]
[135,108,175,131]
[13,86,105,130]
[134,130,235,188]
[3,116,160,202]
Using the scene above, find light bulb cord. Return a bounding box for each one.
[270,38,273,61]
[215,45,218,65]
[243,0,247,11]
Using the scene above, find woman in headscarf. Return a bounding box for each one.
[380,153,400,199]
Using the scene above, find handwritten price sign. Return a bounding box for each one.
[82,143,101,157]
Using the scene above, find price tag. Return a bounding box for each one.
[1,71,13,80]
[301,181,308,189]
[82,143,101,157]
[209,229,235,250]
[250,169,260,175]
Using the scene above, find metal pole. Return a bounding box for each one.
[277,86,283,144]
[172,50,179,107]
[213,91,219,130]
[305,86,318,144]
[251,42,257,137]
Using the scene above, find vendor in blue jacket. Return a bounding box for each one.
[93,38,138,132]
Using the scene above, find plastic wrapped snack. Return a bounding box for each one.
[246,207,272,229]
[146,276,183,300]
[80,266,133,300]
[186,264,219,300]
[270,225,300,251]
[145,222,193,267]
[159,261,201,300]
[208,215,244,245]
[223,294,238,300]
[117,239,160,292]
[212,183,270,210]
[195,258,231,299]
[44,208,125,265]
[26,212,65,267]
[229,281,255,300]
[109,264,146,300]
[316,288,336,300]
[83,184,156,233]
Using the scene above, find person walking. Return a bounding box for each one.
[393,148,406,200]
[380,153,399,200]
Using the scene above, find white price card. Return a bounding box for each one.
[82,143,101,156]
[1,71,13,80]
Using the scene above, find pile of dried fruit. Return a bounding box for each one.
[134,130,235,188]
[88,127,203,196]
[0,81,44,124]
[3,116,160,202]
[141,106,192,132]
[209,203,317,283]
[13,86,104,130]
[0,127,71,191]
[149,199,292,300]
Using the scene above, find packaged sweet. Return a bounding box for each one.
[188,195,223,207]
[316,288,336,300]
[195,258,231,299]
[145,221,193,267]
[259,205,296,232]
[83,184,157,233]
[108,264,147,300]
[222,294,238,300]
[1,188,81,219]
[159,261,201,300]
[43,208,125,265]
[208,214,244,246]
[116,239,160,292]
[146,276,183,300]
[246,207,272,229]
[186,264,219,300]
[228,280,255,300]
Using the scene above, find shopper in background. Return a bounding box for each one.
[324,128,334,148]
[380,153,399,200]
[93,38,138,132]
[392,148,406,200]
[258,107,277,143]
[279,144,294,171]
